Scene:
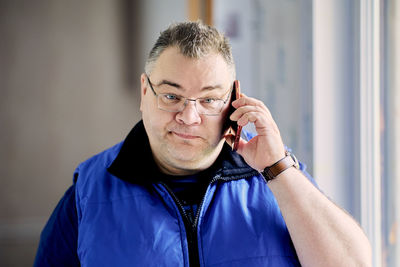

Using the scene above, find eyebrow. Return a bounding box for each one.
[157,80,182,89]
[156,79,224,92]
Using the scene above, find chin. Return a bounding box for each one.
[167,145,203,162]
[166,140,223,168]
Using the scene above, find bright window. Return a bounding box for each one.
[214,0,400,265]
[381,0,400,265]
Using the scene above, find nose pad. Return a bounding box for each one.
[183,99,197,110]
[176,99,201,125]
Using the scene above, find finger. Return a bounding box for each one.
[232,97,271,119]
[231,104,264,118]
[232,94,268,110]
[236,111,268,127]
[235,110,281,136]
[230,105,273,124]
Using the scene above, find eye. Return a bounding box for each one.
[165,94,178,100]
[161,94,181,103]
[200,98,216,104]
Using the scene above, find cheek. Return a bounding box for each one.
[206,112,229,139]
[145,112,164,130]
[142,99,161,132]
[142,103,173,134]
[218,104,232,133]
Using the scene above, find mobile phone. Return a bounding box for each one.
[232,80,242,151]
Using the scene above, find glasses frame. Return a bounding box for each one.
[146,75,233,116]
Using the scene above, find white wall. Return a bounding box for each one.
[313,0,359,216]
[214,0,313,176]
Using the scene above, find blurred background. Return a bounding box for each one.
[0,0,398,266]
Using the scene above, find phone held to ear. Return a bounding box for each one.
[232,80,242,151]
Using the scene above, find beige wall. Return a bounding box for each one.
[0,1,142,265]
[0,0,188,265]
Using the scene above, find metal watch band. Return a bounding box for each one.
[261,151,299,182]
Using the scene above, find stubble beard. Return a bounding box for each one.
[154,132,225,175]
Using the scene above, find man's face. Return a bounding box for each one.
[140,46,233,175]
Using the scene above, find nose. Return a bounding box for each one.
[175,99,202,125]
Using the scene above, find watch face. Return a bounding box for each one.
[288,152,300,169]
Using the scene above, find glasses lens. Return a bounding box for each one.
[157,94,185,112]
[196,98,224,115]
[156,94,225,115]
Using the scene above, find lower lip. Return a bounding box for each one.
[172,132,199,139]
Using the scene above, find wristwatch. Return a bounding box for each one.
[261,151,300,182]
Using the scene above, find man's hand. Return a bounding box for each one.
[226,94,372,267]
[227,94,286,171]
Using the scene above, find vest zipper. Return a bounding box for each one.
[159,182,200,267]
[159,175,221,267]
[159,171,258,266]
[191,175,221,234]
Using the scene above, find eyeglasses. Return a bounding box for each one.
[146,76,232,116]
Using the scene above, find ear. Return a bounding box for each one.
[140,73,148,111]
[140,73,148,96]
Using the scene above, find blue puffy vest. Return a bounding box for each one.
[74,121,301,266]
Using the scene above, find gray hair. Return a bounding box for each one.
[145,21,235,78]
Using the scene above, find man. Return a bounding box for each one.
[35,21,371,266]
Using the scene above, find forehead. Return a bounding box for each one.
[150,46,233,89]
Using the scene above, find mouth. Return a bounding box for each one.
[171,131,200,140]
